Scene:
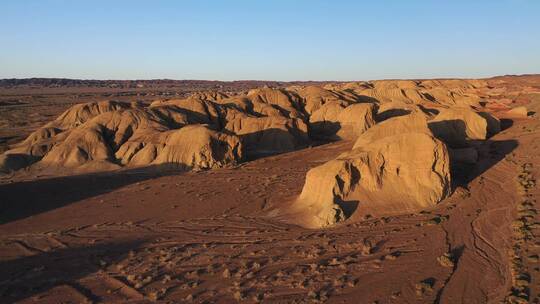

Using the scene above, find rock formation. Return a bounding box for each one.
[428,107,500,146]
[309,102,375,140]
[0,79,514,231]
[294,131,451,228]
[115,125,242,169]
[506,106,529,117]
[353,113,432,149]
[2,100,243,172]
[0,79,502,200]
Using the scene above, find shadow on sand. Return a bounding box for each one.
[0,239,146,303]
[451,139,518,188]
[0,165,185,225]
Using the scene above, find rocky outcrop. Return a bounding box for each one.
[375,101,437,121]
[219,88,310,156]
[224,111,309,157]
[115,125,242,169]
[353,113,432,149]
[332,79,486,108]
[428,108,500,146]
[1,86,313,172]
[0,81,500,177]
[334,103,376,139]
[309,102,375,140]
[51,100,132,129]
[506,106,529,117]
[295,132,451,228]
[294,86,354,115]
[3,100,244,173]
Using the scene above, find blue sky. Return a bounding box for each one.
[0,0,539,81]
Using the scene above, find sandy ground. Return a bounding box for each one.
[1,79,540,303]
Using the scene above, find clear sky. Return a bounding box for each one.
[1,0,539,81]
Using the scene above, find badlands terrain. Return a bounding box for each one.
[0,75,539,303]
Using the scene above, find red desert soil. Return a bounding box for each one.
[1,76,540,303]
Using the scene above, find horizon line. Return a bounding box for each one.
[1,73,539,83]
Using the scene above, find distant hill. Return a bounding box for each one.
[0,78,335,90]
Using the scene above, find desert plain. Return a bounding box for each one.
[1,75,540,303]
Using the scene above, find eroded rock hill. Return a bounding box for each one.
[0,78,530,227]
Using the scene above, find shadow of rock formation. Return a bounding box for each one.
[451,139,518,187]
[0,165,183,225]
[0,239,146,303]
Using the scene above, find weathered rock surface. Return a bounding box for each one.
[334,79,486,108]
[309,102,375,140]
[353,113,432,149]
[428,108,500,146]
[506,106,529,117]
[0,80,501,176]
[116,125,242,169]
[4,100,243,172]
[295,132,451,228]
